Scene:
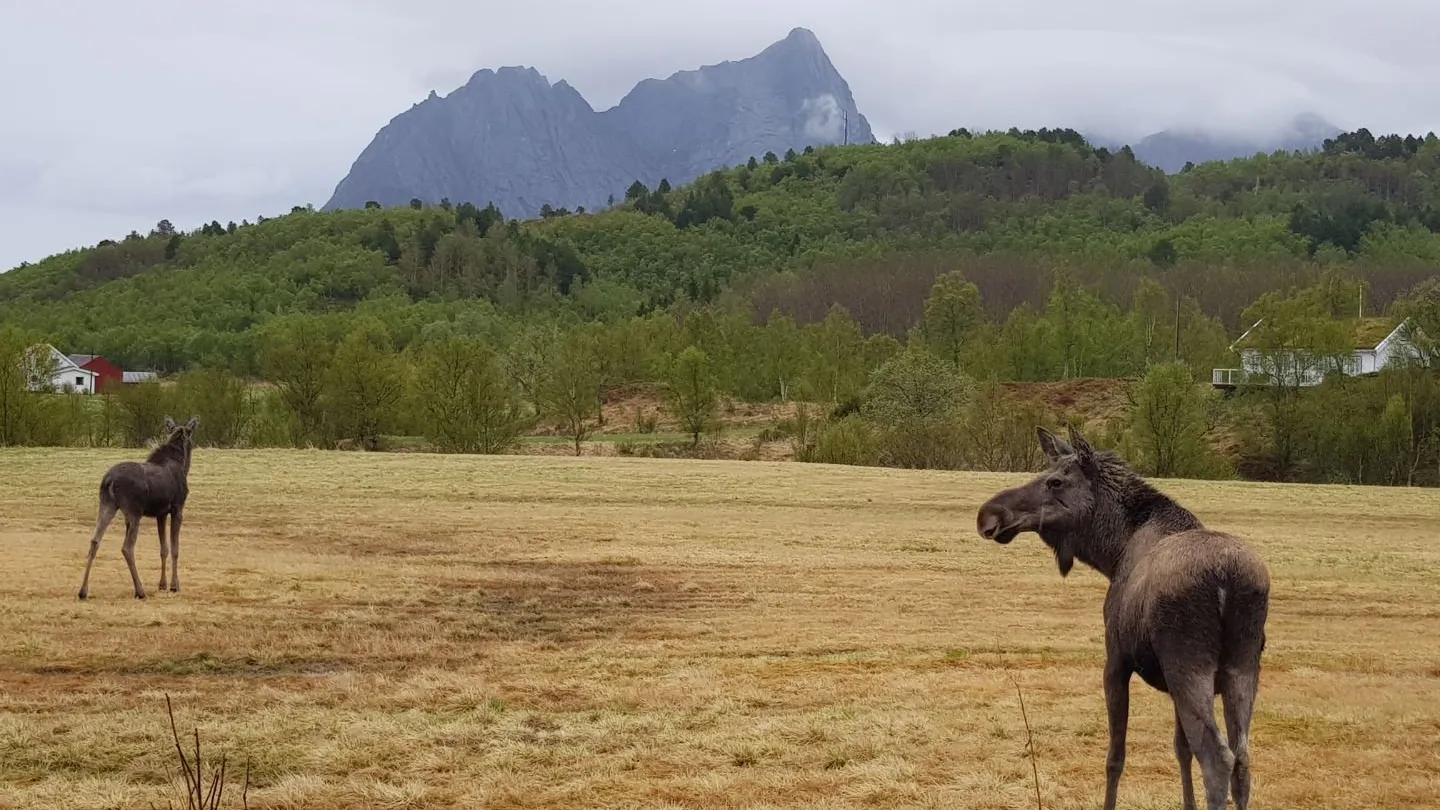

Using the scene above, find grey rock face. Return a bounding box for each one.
[604,27,874,184]
[323,67,651,216]
[323,27,873,219]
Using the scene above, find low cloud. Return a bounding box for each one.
[800,93,845,142]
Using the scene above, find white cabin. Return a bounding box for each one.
[23,344,98,394]
[1213,317,1424,388]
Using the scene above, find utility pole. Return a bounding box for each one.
[842,108,848,146]
[1174,296,1181,362]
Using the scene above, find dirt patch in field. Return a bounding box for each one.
[420,560,749,644]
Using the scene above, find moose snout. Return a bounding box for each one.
[977,503,1005,540]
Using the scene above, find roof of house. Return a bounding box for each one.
[30,344,79,370]
[122,371,157,383]
[1233,316,1407,352]
[1350,317,1400,350]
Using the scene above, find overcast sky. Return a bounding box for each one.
[4,0,1439,271]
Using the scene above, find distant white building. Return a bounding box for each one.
[1213,317,1424,389]
[23,344,98,394]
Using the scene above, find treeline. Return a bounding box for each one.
[4,127,1440,374]
[5,270,1440,487]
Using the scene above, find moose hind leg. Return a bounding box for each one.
[156,514,169,592]
[1221,667,1260,809]
[1173,675,1234,810]
[121,515,145,599]
[1174,705,1198,810]
[78,501,118,600]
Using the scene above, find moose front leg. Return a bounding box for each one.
[169,508,182,593]
[1102,658,1131,810]
[121,516,145,599]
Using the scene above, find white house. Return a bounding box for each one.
[23,344,99,394]
[1213,317,1424,388]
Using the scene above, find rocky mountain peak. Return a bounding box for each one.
[322,28,873,218]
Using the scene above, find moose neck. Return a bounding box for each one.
[147,436,192,476]
[1050,460,1202,581]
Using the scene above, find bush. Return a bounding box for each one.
[175,368,254,448]
[1126,362,1230,479]
[957,382,1050,472]
[112,379,178,447]
[808,414,882,466]
[859,346,974,469]
[876,420,968,469]
[633,407,659,434]
[412,335,531,454]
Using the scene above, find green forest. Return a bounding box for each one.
[3,126,1440,486]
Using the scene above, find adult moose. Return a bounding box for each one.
[976,426,1269,810]
[78,416,200,600]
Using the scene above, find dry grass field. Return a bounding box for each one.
[1,448,1438,810]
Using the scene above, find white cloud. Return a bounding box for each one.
[801,94,845,142]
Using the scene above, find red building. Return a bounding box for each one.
[66,354,124,392]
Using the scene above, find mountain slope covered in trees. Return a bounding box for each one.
[5,125,1439,374]
[4,126,1440,487]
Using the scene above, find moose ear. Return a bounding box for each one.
[164,415,177,431]
[186,415,200,429]
[1036,426,1073,461]
[1068,425,1097,471]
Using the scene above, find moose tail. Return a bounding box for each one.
[98,470,118,508]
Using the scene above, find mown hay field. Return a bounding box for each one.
[1,448,1438,809]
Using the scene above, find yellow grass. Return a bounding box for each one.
[2,448,1439,809]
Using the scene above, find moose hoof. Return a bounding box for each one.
[169,584,180,594]
[134,591,146,600]
[77,590,88,600]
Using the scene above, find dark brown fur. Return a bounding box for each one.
[78,416,199,600]
[976,426,1270,810]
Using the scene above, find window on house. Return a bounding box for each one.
[76,376,85,387]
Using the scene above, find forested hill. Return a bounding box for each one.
[3,125,1439,376]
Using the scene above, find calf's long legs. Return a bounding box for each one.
[120,514,146,600]
[169,509,182,593]
[77,501,118,600]
[156,514,169,592]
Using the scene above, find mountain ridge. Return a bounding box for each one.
[323,27,874,219]
[1087,112,1345,173]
